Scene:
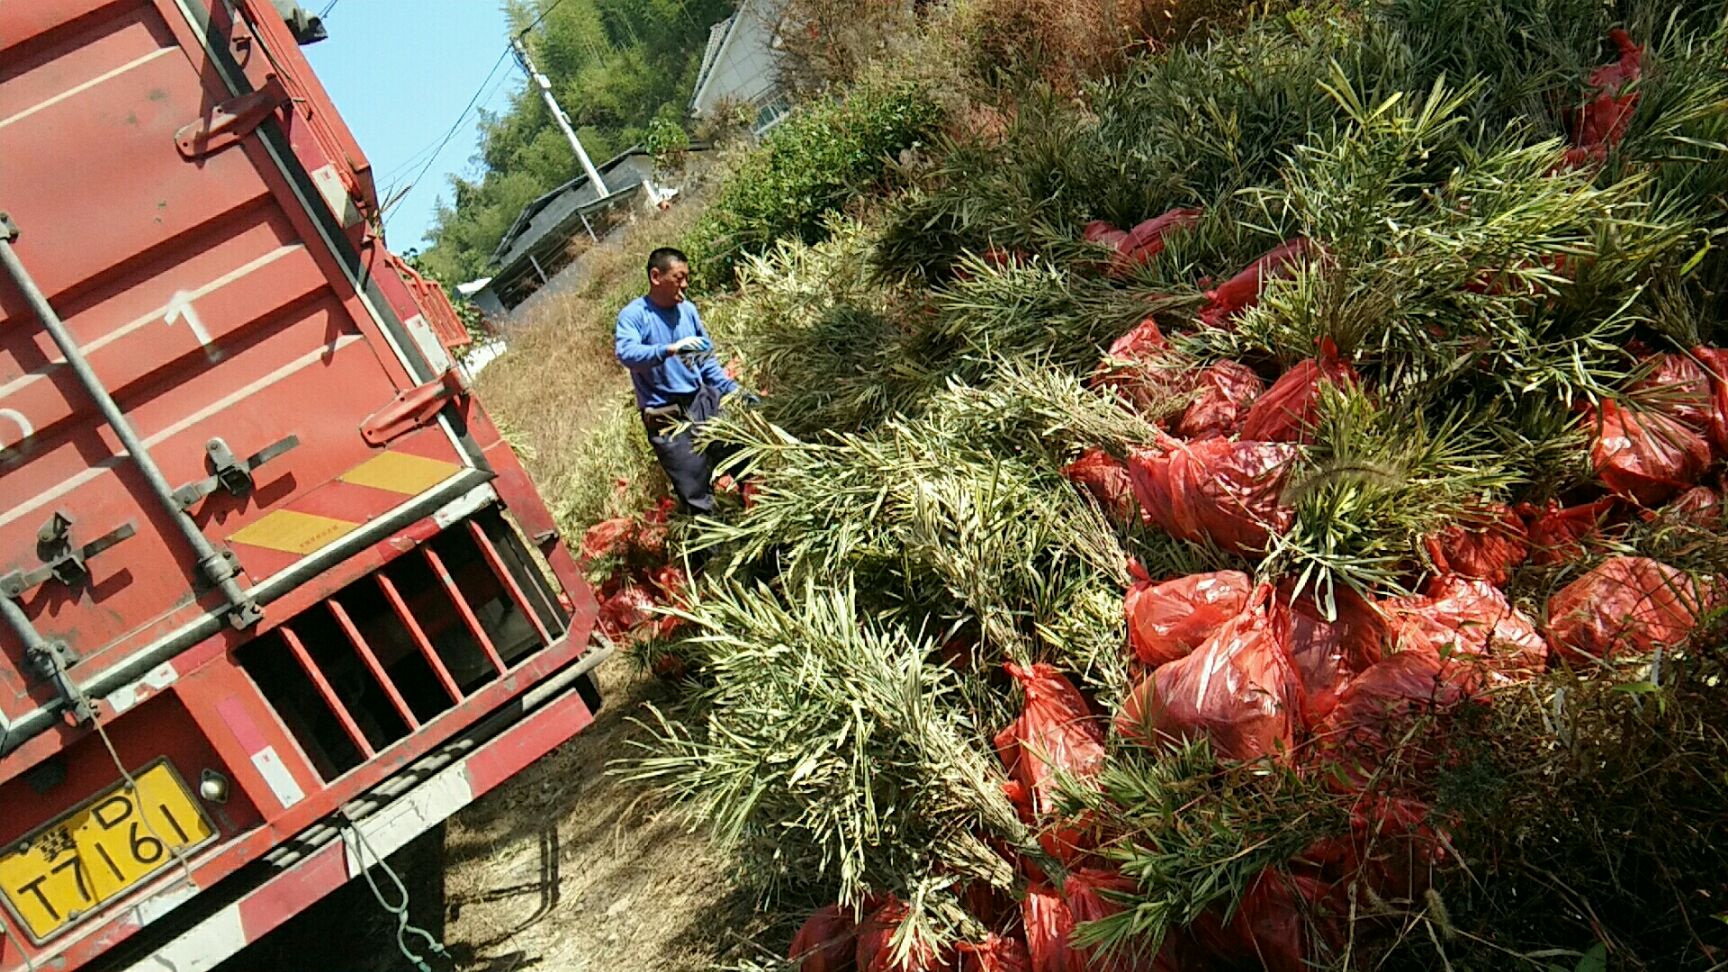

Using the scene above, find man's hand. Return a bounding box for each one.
[666,335,711,355]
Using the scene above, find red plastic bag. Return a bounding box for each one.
[791,904,858,972]
[1084,210,1202,275]
[1175,360,1265,440]
[1023,885,1077,972]
[1280,584,1385,727]
[994,663,1106,815]
[1631,353,1714,431]
[1564,29,1642,167]
[1423,504,1529,588]
[1118,208,1203,269]
[1126,435,1298,554]
[1219,868,1344,972]
[597,584,656,640]
[1093,318,1195,414]
[1546,556,1717,665]
[647,564,689,636]
[1691,347,1728,456]
[1117,586,1301,762]
[1062,449,1140,524]
[580,516,636,563]
[1197,239,1316,330]
[1517,497,1616,565]
[1313,651,1481,788]
[957,935,1030,972]
[1065,869,1175,972]
[1382,575,1547,679]
[1022,876,1171,972]
[857,898,951,972]
[1124,565,1254,669]
[1652,484,1722,527]
[1083,220,1130,249]
[1238,340,1355,444]
[1590,400,1710,506]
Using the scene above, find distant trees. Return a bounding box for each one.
[417,0,733,282]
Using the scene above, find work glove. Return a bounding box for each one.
[667,335,711,355]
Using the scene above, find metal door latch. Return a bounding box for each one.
[0,511,136,598]
[173,435,300,510]
[26,639,92,725]
[0,511,133,727]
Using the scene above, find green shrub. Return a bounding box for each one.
[684,79,944,288]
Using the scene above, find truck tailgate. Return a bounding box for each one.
[0,1,474,734]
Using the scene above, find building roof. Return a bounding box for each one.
[690,17,734,110]
[488,148,655,267]
[689,0,784,117]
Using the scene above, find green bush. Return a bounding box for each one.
[683,79,944,288]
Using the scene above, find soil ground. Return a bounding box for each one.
[217,661,768,971]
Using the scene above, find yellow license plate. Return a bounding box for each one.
[0,761,215,942]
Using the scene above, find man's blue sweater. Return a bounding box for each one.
[614,295,737,409]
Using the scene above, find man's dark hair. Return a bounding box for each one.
[647,247,688,279]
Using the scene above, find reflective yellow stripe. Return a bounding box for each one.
[338,452,462,496]
[229,510,360,555]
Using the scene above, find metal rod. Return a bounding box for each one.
[423,546,508,674]
[0,221,259,628]
[0,597,92,725]
[281,624,375,759]
[376,572,463,703]
[0,473,494,757]
[327,599,419,731]
[511,36,609,197]
[465,520,554,647]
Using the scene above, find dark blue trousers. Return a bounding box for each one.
[643,386,740,515]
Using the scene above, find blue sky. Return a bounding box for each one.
[303,1,518,254]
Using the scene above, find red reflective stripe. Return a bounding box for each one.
[280,624,375,758]
[465,520,554,646]
[327,598,419,730]
[376,572,463,703]
[236,840,348,943]
[423,546,507,674]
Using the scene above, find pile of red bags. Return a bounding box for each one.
[579,497,689,645]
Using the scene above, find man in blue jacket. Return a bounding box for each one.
[615,247,748,515]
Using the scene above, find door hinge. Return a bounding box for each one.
[360,369,469,446]
[176,75,291,159]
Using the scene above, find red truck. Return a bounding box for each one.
[0,3,602,968]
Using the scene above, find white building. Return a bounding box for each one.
[689,0,791,135]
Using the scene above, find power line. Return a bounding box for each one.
[382,0,572,232]
[521,0,571,36]
[385,44,514,225]
[378,65,515,187]
[318,0,340,18]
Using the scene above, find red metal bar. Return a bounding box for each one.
[279,624,375,759]
[326,599,420,731]
[465,520,555,646]
[375,572,463,703]
[423,546,508,674]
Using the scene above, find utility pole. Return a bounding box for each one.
[510,34,609,197]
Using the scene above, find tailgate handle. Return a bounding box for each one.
[176,75,292,159]
[173,435,301,510]
[0,510,137,599]
[360,369,470,446]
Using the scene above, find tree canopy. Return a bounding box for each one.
[415,0,734,282]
